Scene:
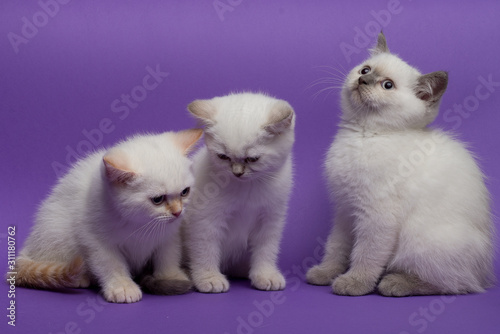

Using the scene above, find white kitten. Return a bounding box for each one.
[183,92,295,293]
[15,129,203,303]
[306,33,494,296]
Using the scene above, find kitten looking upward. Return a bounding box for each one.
[307,32,494,296]
[184,92,295,293]
[15,130,202,303]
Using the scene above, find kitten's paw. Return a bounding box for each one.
[378,274,412,297]
[193,272,229,293]
[306,265,343,286]
[378,273,442,297]
[332,273,375,296]
[103,279,142,303]
[250,269,286,291]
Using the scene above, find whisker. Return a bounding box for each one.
[124,216,169,243]
[306,65,347,100]
[142,219,162,244]
[124,220,154,242]
[314,65,348,78]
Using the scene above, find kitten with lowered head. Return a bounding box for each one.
[183,92,295,293]
[306,32,494,296]
[15,130,202,303]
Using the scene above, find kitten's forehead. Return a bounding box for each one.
[360,53,421,83]
[118,134,194,193]
[213,94,273,123]
[208,94,274,150]
[208,123,263,157]
[141,159,193,196]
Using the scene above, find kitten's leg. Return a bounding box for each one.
[378,272,444,297]
[332,213,398,296]
[248,213,286,291]
[187,218,229,293]
[142,228,193,295]
[77,274,91,288]
[306,208,353,285]
[86,243,142,303]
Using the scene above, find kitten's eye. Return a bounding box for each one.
[360,66,371,75]
[382,80,394,90]
[180,187,190,197]
[244,157,260,163]
[217,153,231,161]
[151,195,166,206]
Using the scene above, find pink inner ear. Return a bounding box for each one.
[103,152,136,183]
[174,128,203,154]
[264,101,294,135]
[187,100,216,124]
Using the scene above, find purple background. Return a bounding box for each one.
[2,1,500,333]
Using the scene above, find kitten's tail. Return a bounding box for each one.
[13,256,84,289]
[140,275,193,295]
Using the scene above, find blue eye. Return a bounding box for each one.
[151,195,165,205]
[180,187,190,197]
[382,80,394,90]
[244,157,259,163]
[360,66,371,75]
[217,154,231,161]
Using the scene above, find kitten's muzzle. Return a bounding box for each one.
[358,73,376,86]
[166,199,183,218]
[232,163,245,177]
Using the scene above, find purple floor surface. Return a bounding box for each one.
[1,1,500,333]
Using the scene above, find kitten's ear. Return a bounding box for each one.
[103,152,136,184]
[173,128,203,155]
[187,99,216,126]
[263,101,295,135]
[370,31,390,56]
[415,71,448,105]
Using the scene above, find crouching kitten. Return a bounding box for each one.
[15,130,202,303]
[184,92,295,293]
[307,33,494,296]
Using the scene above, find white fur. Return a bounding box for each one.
[307,34,494,296]
[184,92,295,292]
[19,131,198,302]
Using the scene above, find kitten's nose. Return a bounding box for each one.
[167,199,182,218]
[232,163,245,177]
[359,73,376,86]
[358,76,369,85]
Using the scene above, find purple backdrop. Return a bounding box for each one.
[2,1,500,333]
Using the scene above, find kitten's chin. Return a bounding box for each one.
[230,170,261,182]
[155,215,182,224]
[348,88,364,106]
[349,90,379,112]
[232,173,251,182]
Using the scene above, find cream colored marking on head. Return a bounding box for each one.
[166,198,183,216]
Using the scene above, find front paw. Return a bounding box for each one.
[250,269,286,291]
[103,278,142,303]
[306,265,344,286]
[193,271,229,293]
[332,273,375,296]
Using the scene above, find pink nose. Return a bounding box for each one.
[172,210,182,217]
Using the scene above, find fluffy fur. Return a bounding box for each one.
[15,130,203,303]
[306,33,494,296]
[183,92,295,293]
